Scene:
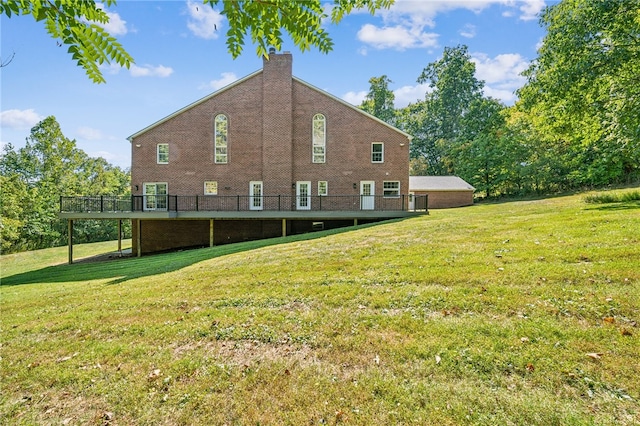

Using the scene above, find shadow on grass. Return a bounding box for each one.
[585,201,640,211]
[1,220,404,287]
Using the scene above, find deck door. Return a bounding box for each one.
[143,182,168,211]
[296,181,311,210]
[249,181,263,211]
[360,181,375,210]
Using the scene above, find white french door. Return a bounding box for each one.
[143,182,168,211]
[250,181,263,210]
[360,181,375,210]
[296,181,311,210]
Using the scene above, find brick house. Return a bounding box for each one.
[60,51,427,260]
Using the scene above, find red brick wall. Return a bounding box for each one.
[129,52,411,254]
[130,73,265,197]
[292,81,409,197]
[414,190,474,208]
[130,53,410,199]
[132,219,285,254]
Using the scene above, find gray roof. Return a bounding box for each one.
[410,176,475,191]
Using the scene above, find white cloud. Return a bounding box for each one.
[342,83,431,109]
[76,126,107,141]
[200,72,238,91]
[129,64,174,78]
[472,53,529,84]
[356,0,546,51]
[342,90,368,106]
[88,149,130,168]
[0,109,44,129]
[186,0,224,40]
[472,52,530,103]
[394,83,431,108]
[93,3,128,35]
[357,24,438,50]
[519,0,545,21]
[459,24,477,38]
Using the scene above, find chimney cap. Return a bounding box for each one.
[268,47,276,54]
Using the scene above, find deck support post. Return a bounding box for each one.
[210,219,214,247]
[136,219,142,257]
[354,218,358,226]
[68,219,73,264]
[117,219,122,254]
[282,219,287,237]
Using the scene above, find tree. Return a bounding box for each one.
[452,98,509,197]
[417,45,484,143]
[1,0,394,83]
[518,0,640,186]
[0,0,133,83]
[0,117,130,253]
[399,45,484,175]
[359,75,397,125]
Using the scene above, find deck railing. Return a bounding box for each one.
[60,194,428,213]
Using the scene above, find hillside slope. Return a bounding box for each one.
[2,190,639,425]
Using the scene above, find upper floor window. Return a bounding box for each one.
[157,143,169,164]
[215,114,228,164]
[312,113,326,163]
[372,142,384,163]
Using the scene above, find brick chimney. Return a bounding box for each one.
[262,50,293,196]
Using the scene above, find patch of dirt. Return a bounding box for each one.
[173,340,321,369]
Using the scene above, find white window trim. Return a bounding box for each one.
[143,182,168,211]
[249,181,263,211]
[215,114,228,164]
[204,181,218,195]
[371,142,384,163]
[318,181,328,196]
[296,181,311,210]
[312,113,326,164]
[383,181,400,198]
[157,143,169,164]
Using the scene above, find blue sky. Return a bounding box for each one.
[1,0,550,169]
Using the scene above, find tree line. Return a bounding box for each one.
[360,1,639,198]
[1,117,130,253]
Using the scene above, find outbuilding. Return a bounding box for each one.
[410,176,475,208]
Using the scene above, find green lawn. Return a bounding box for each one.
[2,189,639,425]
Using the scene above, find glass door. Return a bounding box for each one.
[360,181,375,210]
[296,181,311,210]
[143,183,168,211]
[250,181,263,210]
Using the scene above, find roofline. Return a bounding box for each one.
[293,76,413,141]
[127,69,413,142]
[127,69,262,141]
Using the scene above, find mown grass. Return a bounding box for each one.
[1,188,639,425]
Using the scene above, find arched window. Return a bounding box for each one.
[214,114,228,164]
[312,113,326,163]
